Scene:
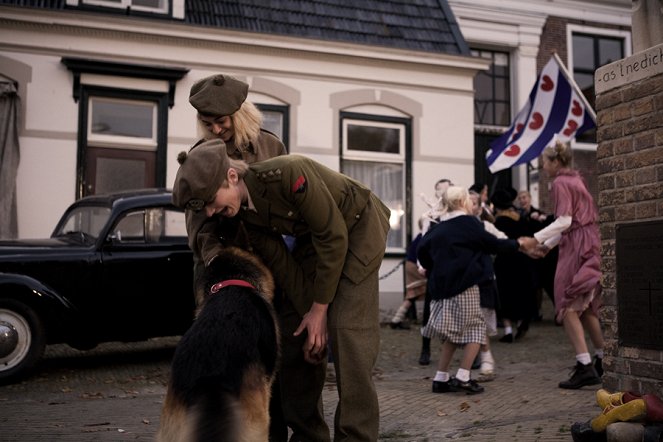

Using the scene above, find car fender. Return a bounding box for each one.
[0,272,74,308]
[0,272,76,341]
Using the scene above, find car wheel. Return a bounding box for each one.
[0,300,46,384]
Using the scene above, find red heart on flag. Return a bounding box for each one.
[541,75,554,91]
[563,120,578,136]
[504,145,521,157]
[529,112,544,130]
[571,100,582,116]
[510,123,525,142]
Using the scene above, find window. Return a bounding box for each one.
[88,97,157,149]
[111,208,187,244]
[256,103,289,150]
[62,58,188,199]
[570,29,628,143]
[81,0,168,14]
[472,49,511,127]
[340,113,409,253]
[81,88,167,196]
[58,206,111,240]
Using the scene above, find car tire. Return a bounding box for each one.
[0,299,46,384]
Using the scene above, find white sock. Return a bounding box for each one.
[456,368,470,382]
[480,350,494,364]
[504,326,513,335]
[576,353,591,365]
[434,371,449,382]
[595,349,604,359]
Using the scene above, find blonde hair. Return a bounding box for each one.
[197,101,263,150]
[443,186,470,212]
[542,140,572,167]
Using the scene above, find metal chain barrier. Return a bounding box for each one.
[378,258,405,280]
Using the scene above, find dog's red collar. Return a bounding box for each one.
[210,279,256,294]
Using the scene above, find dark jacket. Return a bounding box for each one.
[418,214,519,301]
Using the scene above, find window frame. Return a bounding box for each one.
[340,111,411,255]
[77,0,169,15]
[87,96,159,150]
[61,58,187,199]
[78,86,169,198]
[255,103,290,151]
[567,24,631,151]
[471,48,512,129]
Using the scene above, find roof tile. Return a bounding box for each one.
[0,0,469,55]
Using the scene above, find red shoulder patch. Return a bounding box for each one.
[292,175,307,193]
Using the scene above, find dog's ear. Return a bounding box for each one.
[232,221,252,250]
[213,217,251,250]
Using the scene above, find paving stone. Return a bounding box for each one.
[0,301,607,441]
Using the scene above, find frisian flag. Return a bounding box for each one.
[486,54,596,173]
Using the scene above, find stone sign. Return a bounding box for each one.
[595,43,663,94]
[616,220,663,350]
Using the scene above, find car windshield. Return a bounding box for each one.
[53,205,111,243]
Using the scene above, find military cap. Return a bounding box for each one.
[189,74,249,116]
[172,139,230,211]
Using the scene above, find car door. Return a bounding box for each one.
[99,206,194,340]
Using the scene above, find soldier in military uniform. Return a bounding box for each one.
[173,139,391,442]
[186,74,337,440]
[185,73,287,294]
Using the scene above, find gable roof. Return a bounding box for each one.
[0,0,470,56]
[185,0,469,55]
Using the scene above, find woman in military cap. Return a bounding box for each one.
[186,74,287,279]
[187,75,311,440]
[189,73,286,162]
[173,139,390,442]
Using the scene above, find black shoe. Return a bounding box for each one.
[448,377,484,395]
[390,321,410,330]
[499,333,514,343]
[515,323,529,341]
[594,356,603,377]
[418,351,431,366]
[432,380,451,393]
[559,362,601,389]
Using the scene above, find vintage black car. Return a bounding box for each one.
[0,189,195,383]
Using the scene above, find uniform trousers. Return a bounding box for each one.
[327,271,380,441]
[273,267,381,441]
[270,296,330,442]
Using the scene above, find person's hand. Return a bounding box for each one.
[417,266,426,277]
[294,302,328,365]
[535,244,550,257]
[517,236,539,253]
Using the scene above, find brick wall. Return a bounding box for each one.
[596,71,663,393]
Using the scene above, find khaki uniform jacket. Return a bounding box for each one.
[238,155,390,312]
[184,129,287,270]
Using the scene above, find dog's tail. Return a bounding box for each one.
[191,378,240,442]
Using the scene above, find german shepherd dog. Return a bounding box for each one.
[156,239,280,442]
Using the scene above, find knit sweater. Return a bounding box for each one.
[417,214,519,301]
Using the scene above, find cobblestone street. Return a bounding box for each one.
[0,300,600,441]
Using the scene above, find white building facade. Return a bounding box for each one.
[0,0,633,320]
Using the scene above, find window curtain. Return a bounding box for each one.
[0,81,20,239]
[342,160,404,249]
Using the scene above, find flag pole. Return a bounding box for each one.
[552,52,597,123]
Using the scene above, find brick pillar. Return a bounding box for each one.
[595,43,663,393]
